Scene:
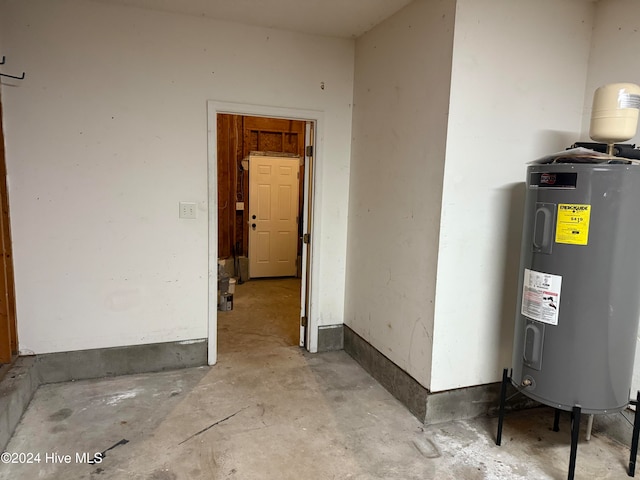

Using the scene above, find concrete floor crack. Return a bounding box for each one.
[178,407,249,445]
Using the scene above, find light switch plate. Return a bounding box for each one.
[179,202,197,219]
[236,202,244,211]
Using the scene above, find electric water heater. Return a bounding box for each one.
[511,162,640,413]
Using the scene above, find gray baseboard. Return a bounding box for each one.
[424,378,536,425]
[317,325,344,352]
[0,338,208,451]
[0,357,39,451]
[37,338,208,384]
[592,409,635,447]
[343,325,536,425]
[344,325,429,421]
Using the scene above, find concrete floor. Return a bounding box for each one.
[218,277,302,353]
[0,278,635,479]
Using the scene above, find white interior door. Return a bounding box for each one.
[249,155,300,278]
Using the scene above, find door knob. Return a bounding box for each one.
[251,223,256,229]
[252,214,257,219]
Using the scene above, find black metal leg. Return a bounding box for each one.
[553,408,561,432]
[496,368,509,446]
[568,406,581,480]
[629,391,640,476]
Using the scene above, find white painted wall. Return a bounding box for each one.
[581,0,640,146]
[0,0,354,354]
[431,0,595,392]
[584,0,640,394]
[345,0,456,388]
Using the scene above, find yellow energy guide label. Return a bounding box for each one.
[555,204,591,245]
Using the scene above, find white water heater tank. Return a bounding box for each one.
[590,83,640,144]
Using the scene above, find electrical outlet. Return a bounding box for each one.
[179,202,197,219]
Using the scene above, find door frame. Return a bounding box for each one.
[206,100,323,365]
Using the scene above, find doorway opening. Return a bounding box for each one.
[207,101,321,365]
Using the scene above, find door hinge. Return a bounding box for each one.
[303,233,310,244]
[305,145,313,157]
[297,171,300,179]
[301,316,308,327]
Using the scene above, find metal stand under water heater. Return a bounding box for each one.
[496,83,640,480]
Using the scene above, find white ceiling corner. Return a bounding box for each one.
[90,0,414,38]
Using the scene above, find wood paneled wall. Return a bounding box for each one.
[0,95,18,364]
[217,114,242,259]
[217,114,306,259]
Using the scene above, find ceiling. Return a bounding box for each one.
[92,0,414,38]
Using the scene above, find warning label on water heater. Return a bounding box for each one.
[556,203,591,245]
[521,268,562,325]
